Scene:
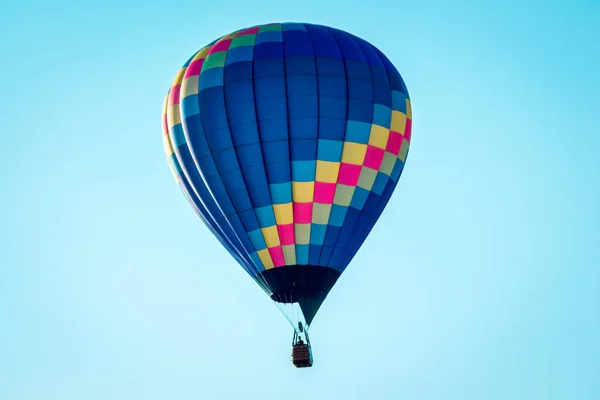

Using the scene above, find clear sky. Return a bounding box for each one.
[1,0,599,399]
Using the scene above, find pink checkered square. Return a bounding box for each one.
[277,224,295,245]
[293,202,313,223]
[208,39,232,54]
[238,26,260,35]
[184,58,204,78]
[268,246,285,267]
[313,182,336,204]
[386,131,403,155]
[363,145,385,170]
[404,119,412,141]
[169,84,181,105]
[337,163,362,186]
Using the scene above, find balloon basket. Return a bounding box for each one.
[292,343,313,368]
[291,323,313,368]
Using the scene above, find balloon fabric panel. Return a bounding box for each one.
[162,23,411,300]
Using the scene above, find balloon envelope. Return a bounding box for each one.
[162,23,412,325]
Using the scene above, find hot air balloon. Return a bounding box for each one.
[162,22,412,368]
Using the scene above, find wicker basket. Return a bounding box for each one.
[292,344,313,368]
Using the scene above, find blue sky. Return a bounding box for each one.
[1,0,599,399]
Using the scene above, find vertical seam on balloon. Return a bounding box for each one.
[219,30,276,288]
[165,88,208,225]
[280,24,298,267]
[168,120,255,275]
[332,34,384,270]
[177,47,262,277]
[303,23,321,267]
[220,31,282,285]
[315,26,350,269]
[344,44,410,270]
[346,43,393,266]
[227,24,277,294]
[333,36,391,271]
[249,26,279,271]
[167,54,201,202]
[166,81,259,278]
[358,46,410,255]
[305,24,328,266]
[321,29,361,271]
[167,62,246,265]
[312,25,346,267]
[207,34,271,274]
[178,43,262,274]
[193,39,267,274]
[168,58,214,211]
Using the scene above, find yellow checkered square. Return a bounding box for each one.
[162,94,169,114]
[391,110,407,134]
[368,124,389,149]
[341,142,367,165]
[172,67,185,85]
[196,46,211,59]
[273,202,293,225]
[261,226,280,248]
[257,249,274,269]
[292,181,314,202]
[315,161,340,183]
